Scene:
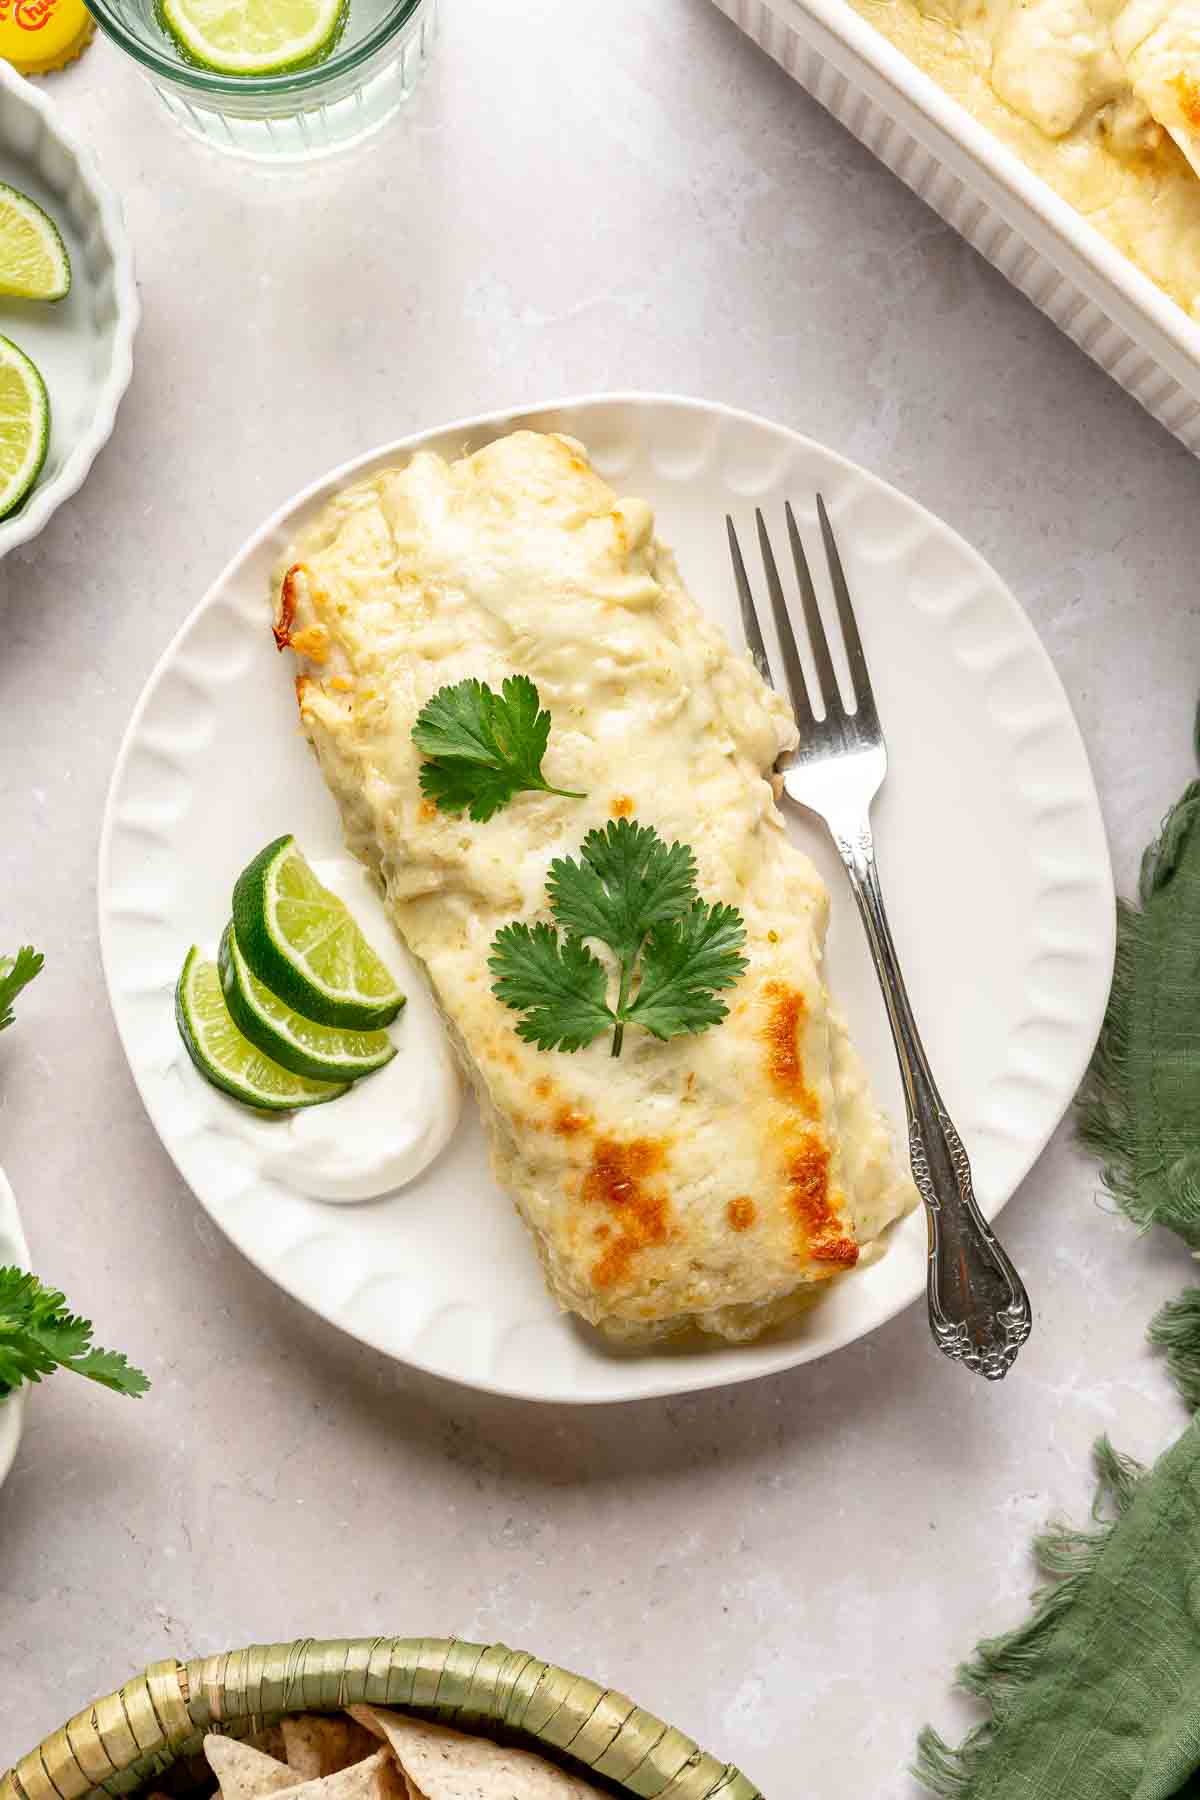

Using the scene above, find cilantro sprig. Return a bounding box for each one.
[0,949,150,1403]
[412,676,585,822]
[0,1267,150,1400]
[489,818,747,1057]
[0,947,43,1033]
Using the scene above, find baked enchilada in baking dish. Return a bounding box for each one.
[272,428,914,1345]
[845,0,1200,317]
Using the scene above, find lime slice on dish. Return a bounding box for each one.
[0,184,70,302]
[219,922,398,1083]
[176,946,348,1112]
[0,337,48,522]
[160,0,345,76]
[232,835,405,1031]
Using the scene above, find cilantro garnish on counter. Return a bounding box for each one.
[0,946,43,1033]
[412,676,586,822]
[0,946,150,1403]
[0,1268,150,1399]
[489,818,747,1057]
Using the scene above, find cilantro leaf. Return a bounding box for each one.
[0,947,43,1033]
[490,818,748,1057]
[26,1308,94,1364]
[0,1266,150,1400]
[413,676,586,822]
[59,1347,151,1396]
[625,900,748,1040]
[547,819,698,961]
[488,923,614,1052]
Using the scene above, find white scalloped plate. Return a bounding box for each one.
[0,60,137,557]
[98,394,1114,1404]
[0,1164,30,1488]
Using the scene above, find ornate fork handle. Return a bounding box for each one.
[833,822,1033,1379]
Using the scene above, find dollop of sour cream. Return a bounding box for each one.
[223,857,462,1202]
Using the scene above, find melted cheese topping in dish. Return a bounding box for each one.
[274,431,915,1345]
[846,0,1200,316]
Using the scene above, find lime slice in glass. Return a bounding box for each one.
[0,337,49,522]
[219,922,398,1083]
[176,946,348,1112]
[232,835,405,1031]
[0,185,70,302]
[160,0,345,76]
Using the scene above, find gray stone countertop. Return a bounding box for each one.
[2,2,1198,1794]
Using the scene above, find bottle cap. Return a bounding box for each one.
[0,0,94,74]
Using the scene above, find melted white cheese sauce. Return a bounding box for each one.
[850,0,1200,313]
[930,0,1200,142]
[222,858,462,1202]
[277,433,918,1342]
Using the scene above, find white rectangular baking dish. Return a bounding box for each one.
[714,0,1200,453]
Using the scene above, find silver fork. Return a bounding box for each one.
[728,498,1032,1380]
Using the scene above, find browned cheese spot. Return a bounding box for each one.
[584,1137,671,1290]
[274,563,304,652]
[813,1237,860,1268]
[289,623,329,663]
[787,1134,858,1268]
[727,1196,757,1233]
[762,982,819,1118]
[1175,73,1200,128]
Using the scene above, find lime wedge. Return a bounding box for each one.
[219,922,399,1083]
[232,836,405,1031]
[176,946,347,1112]
[160,0,345,75]
[0,185,70,302]
[0,337,48,523]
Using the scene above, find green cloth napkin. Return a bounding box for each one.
[916,1427,1200,1799]
[1077,739,1200,1260]
[916,711,1200,1800]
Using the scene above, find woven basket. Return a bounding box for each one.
[0,1639,761,1800]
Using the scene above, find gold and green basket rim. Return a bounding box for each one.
[0,1638,761,1800]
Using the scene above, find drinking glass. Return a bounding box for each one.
[83,0,436,159]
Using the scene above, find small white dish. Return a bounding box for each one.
[99,393,1115,1404]
[0,60,137,557]
[0,1163,30,1490]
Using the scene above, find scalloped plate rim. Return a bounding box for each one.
[0,60,139,559]
[98,391,1115,1404]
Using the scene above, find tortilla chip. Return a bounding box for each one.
[282,1717,380,1781]
[348,1708,603,1799]
[247,1728,288,1763]
[203,1737,298,1800]
[269,1746,404,1800]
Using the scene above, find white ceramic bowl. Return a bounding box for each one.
[0,60,137,556]
[0,1164,29,1490]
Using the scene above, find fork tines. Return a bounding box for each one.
[727,496,879,741]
